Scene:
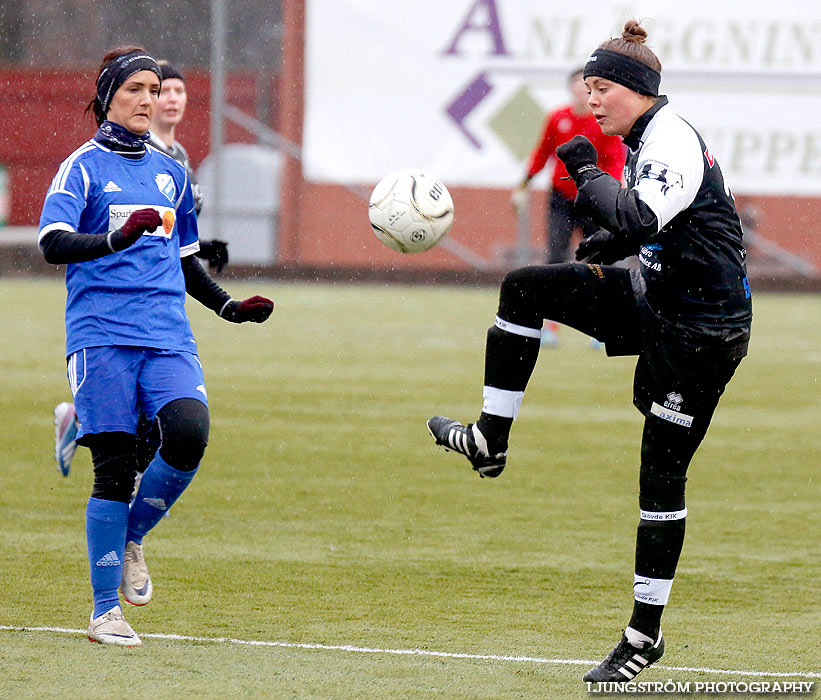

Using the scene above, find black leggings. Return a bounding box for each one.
[496,263,734,502]
[498,263,641,348]
[84,398,209,503]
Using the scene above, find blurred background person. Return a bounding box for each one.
[151,60,228,272]
[511,68,626,346]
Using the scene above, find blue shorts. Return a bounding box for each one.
[67,346,208,439]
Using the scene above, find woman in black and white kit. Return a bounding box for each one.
[428,20,751,683]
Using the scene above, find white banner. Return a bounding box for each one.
[304,0,821,195]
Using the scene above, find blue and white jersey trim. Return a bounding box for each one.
[46,143,96,200]
[38,221,77,246]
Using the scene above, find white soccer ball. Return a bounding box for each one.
[368,169,454,253]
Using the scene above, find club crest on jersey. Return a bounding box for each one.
[637,160,684,195]
[155,173,176,203]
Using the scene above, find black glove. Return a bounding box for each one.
[555,135,599,180]
[574,229,636,265]
[110,208,162,251]
[195,240,229,273]
[220,295,274,323]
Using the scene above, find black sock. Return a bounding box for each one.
[629,517,686,640]
[475,413,512,453]
[628,602,662,642]
[477,324,539,451]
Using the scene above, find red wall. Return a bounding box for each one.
[0,66,268,226]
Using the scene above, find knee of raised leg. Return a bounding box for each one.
[156,399,209,470]
[500,267,536,300]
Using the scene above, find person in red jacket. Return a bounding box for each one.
[513,68,626,263]
[512,68,626,346]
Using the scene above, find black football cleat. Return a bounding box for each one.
[426,416,506,478]
[583,631,665,683]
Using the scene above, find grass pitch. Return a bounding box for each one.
[0,278,819,699]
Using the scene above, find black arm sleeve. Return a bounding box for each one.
[181,254,232,315]
[574,169,659,245]
[39,229,115,264]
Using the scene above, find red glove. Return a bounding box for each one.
[110,208,162,251]
[221,295,274,323]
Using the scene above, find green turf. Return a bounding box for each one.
[0,278,818,699]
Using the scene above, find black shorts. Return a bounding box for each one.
[498,263,744,439]
[588,267,743,439]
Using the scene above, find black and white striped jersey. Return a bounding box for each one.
[622,97,752,345]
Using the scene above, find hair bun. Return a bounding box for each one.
[622,20,648,44]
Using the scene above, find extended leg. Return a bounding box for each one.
[429,264,637,474]
[478,264,635,452]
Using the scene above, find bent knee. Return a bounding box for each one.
[156,398,209,470]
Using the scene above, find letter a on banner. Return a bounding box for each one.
[443,0,508,55]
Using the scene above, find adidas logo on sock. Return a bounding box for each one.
[96,550,121,567]
[103,180,122,192]
[143,497,167,510]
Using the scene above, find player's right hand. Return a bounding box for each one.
[111,208,162,250]
[556,135,598,180]
[221,295,275,323]
[510,184,529,211]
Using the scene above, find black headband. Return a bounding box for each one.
[159,63,185,83]
[583,48,660,97]
[96,51,162,113]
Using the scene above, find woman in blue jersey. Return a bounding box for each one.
[52,60,228,479]
[39,46,274,646]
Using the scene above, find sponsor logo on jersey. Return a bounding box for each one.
[639,245,662,272]
[650,401,693,428]
[103,180,122,192]
[155,173,176,203]
[637,160,684,195]
[108,205,175,239]
[704,147,715,168]
[162,210,175,235]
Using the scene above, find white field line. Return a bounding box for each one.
[2,625,820,679]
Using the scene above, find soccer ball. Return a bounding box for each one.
[368,169,454,253]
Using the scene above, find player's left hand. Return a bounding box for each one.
[221,295,274,323]
[556,135,599,180]
[575,229,634,265]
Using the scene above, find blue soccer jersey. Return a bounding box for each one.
[39,140,200,355]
